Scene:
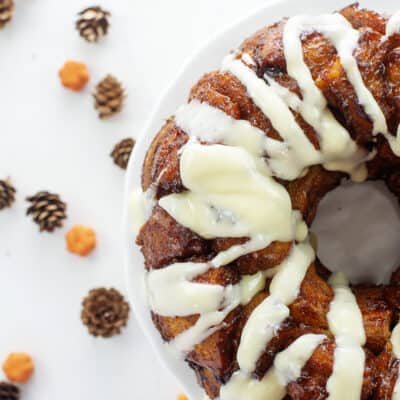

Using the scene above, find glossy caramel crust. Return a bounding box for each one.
[136,4,400,399]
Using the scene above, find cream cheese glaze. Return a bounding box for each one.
[239,269,276,306]
[130,188,155,235]
[285,15,386,135]
[150,141,305,353]
[386,11,400,38]
[326,272,366,400]
[392,323,400,359]
[222,53,368,180]
[237,243,314,374]
[220,334,326,400]
[221,55,322,179]
[159,143,294,241]
[131,9,400,400]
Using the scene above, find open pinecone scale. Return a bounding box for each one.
[76,6,110,43]
[0,381,20,400]
[111,138,135,170]
[0,0,14,29]
[0,178,16,210]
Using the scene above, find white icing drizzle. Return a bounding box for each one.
[386,11,400,37]
[240,270,273,306]
[392,322,400,359]
[130,188,155,235]
[151,253,278,354]
[385,11,400,156]
[146,249,238,353]
[149,142,305,353]
[238,297,290,372]
[220,334,326,400]
[156,265,276,353]
[147,262,238,317]
[175,100,268,161]
[284,14,398,153]
[237,243,314,374]
[159,143,294,241]
[221,369,286,400]
[133,9,400,399]
[265,75,370,181]
[170,300,239,354]
[211,234,272,268]
[326,272,366,400]
[222,54,322,179]
[223,53,370,180]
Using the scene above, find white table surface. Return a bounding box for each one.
[0,0,270,399]
[4,1,400,400]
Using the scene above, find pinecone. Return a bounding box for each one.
[0,178,16,210]
[26,191,67,232]
[0,0,14,30]
[0,381,20,400]
[94,75,125,119]
[111,138,135,170]
[76,6,110,43]
[81,288,130,338]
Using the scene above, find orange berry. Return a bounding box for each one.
[59,61,89,91]
[66,224,97,256]
[3,352,34,383]
[177,395,188,400]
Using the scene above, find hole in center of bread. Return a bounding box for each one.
[311,180,400,285]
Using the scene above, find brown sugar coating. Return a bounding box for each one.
[136,4,400,399]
